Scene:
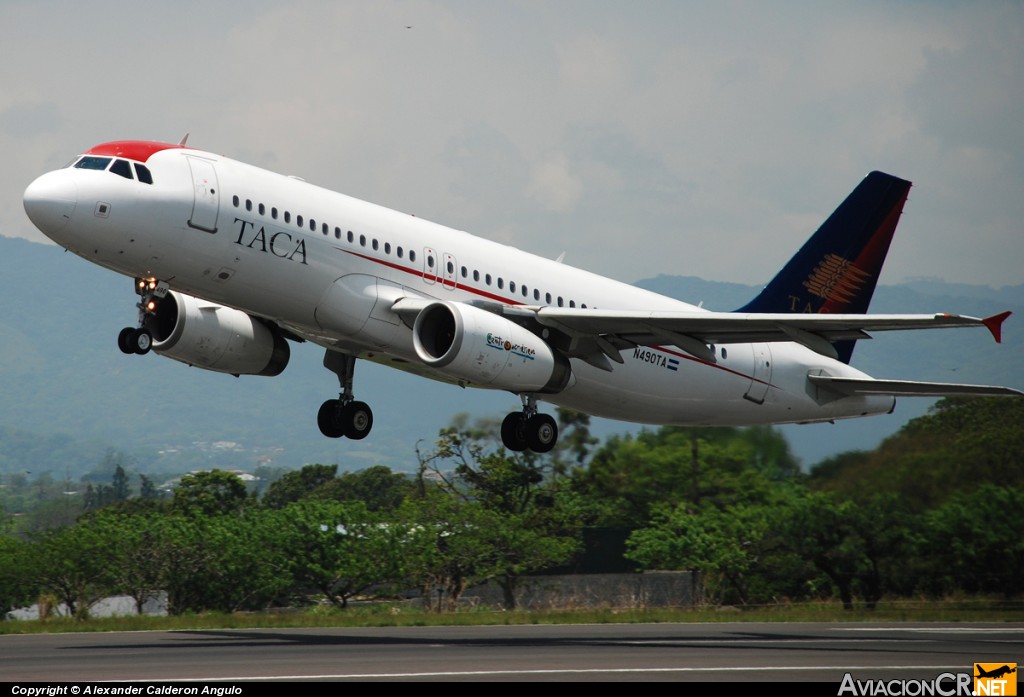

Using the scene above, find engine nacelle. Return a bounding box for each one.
[412,301,570,393]
[146,290,290,376]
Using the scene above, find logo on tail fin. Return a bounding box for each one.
[803,254,871,305]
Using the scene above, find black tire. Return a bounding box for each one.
[117,327,136,354]
[317,399,344,438]
[341,401,373,440]
[501,412,529,452]
[526,413,558,453]
[133,328,152,355]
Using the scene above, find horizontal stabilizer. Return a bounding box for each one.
[808,374,1024,398]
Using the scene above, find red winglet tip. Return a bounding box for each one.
[982,311,1011,344]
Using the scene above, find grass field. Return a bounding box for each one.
[3,600,1023,634]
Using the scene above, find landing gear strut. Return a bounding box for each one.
[501,394,558,453]
[117,278,163,355]
[318,350,373,440]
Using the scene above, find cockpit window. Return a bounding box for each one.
[134,163,153,184]
[110,159,133,180]
[74,156,112,171]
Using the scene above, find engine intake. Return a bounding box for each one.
[412,301,570,393]
[146,291,290,376]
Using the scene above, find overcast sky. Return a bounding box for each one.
[4,1,1022,289]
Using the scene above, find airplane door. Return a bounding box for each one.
[186,157,219,233]
[442,253,457,290]
[422,247,437,285]
[744,343,773,404]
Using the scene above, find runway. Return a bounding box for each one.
[2,622,1021,682]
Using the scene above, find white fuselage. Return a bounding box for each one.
[26,145,895,426]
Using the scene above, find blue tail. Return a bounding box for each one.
[736,171,912,364]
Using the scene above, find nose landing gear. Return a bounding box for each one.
[117,277,164,355]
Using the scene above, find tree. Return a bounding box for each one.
[920,485,1024,598]
[626,502,789,605]
[410,424,580,609]
[268,500,403,608]
[30,521,116,618]
[111,465,131,502]
[572,426,798,528]
[0,534,36,619]
[172,470,248,516]
[263,464,338,509]
[326,466,415,512]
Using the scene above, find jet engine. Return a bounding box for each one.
[146,290,290,376]
[412,301,570,393]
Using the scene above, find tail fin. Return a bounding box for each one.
[736,171,912,363]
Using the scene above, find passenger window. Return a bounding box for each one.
[284,212,291,223]
[232,195,240,207]
[509,281,516,293]
[258,203,265,215]
[322,223,328,235]
[272,207,278,219]
[347,231,354,243]
[134,164,153,184]
[410,250,416,262]
[385,242,392,254]
[310,219,316,231]
[359,235,366,247]
[297,215,304,227]
[473,270,480,282]
[485,274,492,285]
[245,199,253,212]
[372,239,379,251]
[497,278,504,290]
[397,246,404,258]
[557,296,563,307]
[110,159,133,179]
[335,227,341,239]
[461,266,467,278]
[569,300,576,308]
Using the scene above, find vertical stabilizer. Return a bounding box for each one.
[736,171,912,363]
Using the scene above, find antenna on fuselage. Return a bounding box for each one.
[178,133,190,146]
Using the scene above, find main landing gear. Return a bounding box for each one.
[500,394,558,454]
[117,278,164,356]
[317,350,373,440]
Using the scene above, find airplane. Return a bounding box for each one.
[22,138,1023,453]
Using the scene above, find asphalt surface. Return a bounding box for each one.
[2,622,1021,682]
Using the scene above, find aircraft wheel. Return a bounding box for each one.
[527,413,558,453]
[341,401,373,440]
[132,328,152,355]
[317,399,344,438]
[117,327,136,355]
[501,412,529,452]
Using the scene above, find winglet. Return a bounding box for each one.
[982,311,1011,344]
